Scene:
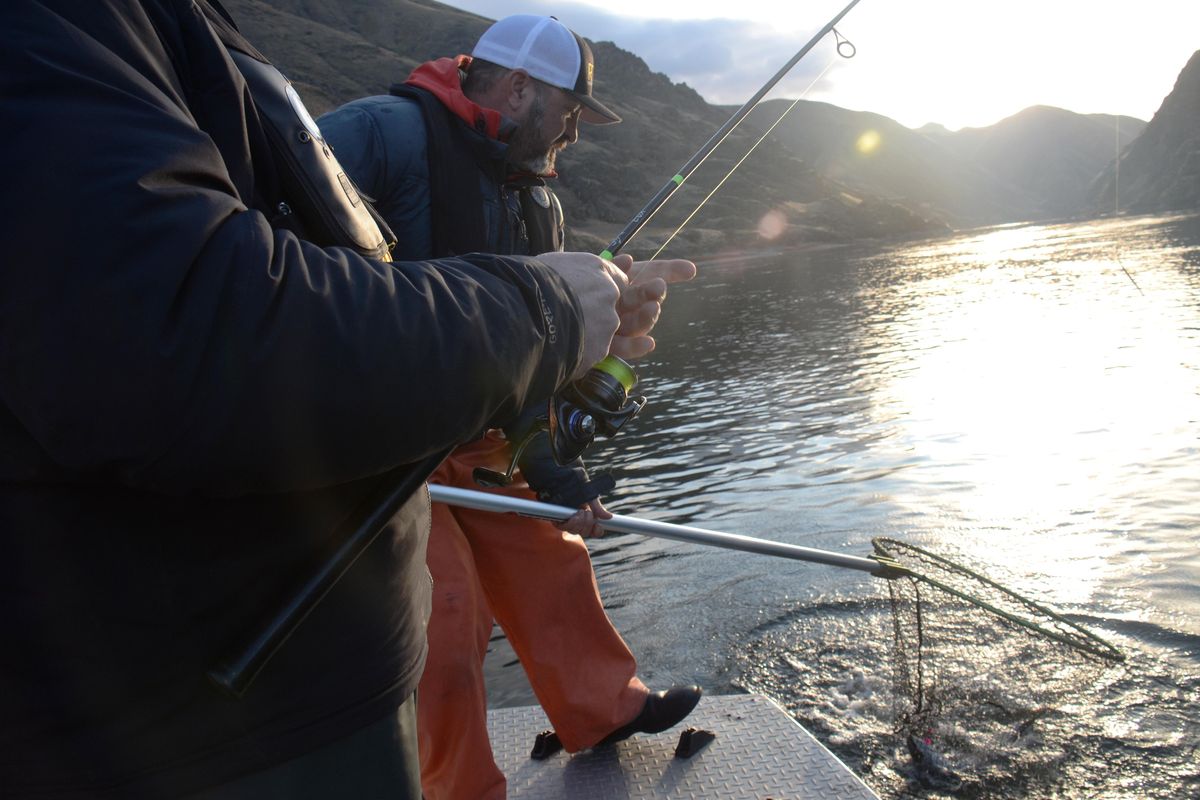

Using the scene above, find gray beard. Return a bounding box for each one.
[506,93,557,174]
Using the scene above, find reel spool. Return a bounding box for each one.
[473,356,646,487]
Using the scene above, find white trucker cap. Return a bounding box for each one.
[471,14,621,125]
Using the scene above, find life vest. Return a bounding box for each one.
[513,175,565,256]
[389,69,564,257]
[200,1,396,261]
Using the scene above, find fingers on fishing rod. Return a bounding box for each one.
[609,334,656,361]
[616,302,661,340]
[607,252,633,270]
[623,258,697,287]
[619,280,667,312]
[599,256,630,289]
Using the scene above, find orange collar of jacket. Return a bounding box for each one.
[405,56,558,179]
[405,56,507,141]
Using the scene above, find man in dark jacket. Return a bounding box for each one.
[319,15,700,799]
[0,2,690,798]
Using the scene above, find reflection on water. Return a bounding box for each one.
[485,213,1200,799]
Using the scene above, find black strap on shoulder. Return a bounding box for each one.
[197,0,270,67]
[200,0,238,28]
[388,83,493,257]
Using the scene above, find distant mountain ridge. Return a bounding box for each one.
[941,106,1145,222]
[224,0,1192,253]
[746,102,1144,228]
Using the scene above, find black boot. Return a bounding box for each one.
[596,685,702,746]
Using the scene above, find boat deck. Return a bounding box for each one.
[487,693,880,799]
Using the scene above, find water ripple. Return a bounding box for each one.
[487,213,1200,799]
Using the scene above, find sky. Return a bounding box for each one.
[441,0,1200,131]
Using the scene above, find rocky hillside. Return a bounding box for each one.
[222,0,951,255]
[219,0,484,112]
[1089,50,1200,215]
[222,0,1184,254]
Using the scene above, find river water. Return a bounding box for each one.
[485,212,1200,798]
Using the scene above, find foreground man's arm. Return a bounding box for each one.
[0,3,673,799]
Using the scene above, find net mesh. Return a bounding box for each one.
[871,537,1123,793]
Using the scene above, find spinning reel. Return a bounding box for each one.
[473,356,646,487]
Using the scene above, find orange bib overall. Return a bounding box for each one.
[418,433,647,800]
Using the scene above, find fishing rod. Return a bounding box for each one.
[493,0,869,481]
[599,0,867,261]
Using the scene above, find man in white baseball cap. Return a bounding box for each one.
[455,13,621,178]
[319,13,699,800]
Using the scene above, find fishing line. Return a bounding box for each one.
[1115,115,1120,216]
[600,0,869,260]
[650,52,846,261]
[568,3,1127,779]
[1111,116,1145,295]
[1117,254,1145,295]
[555,0,871,491]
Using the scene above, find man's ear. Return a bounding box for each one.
[506,69,536,115]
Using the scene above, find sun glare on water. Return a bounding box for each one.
[862,221,1198,604]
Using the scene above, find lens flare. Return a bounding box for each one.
[856,129,882,155]
[757,208,789,240]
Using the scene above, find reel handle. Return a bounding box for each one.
[548,355,644,465]
[473,356,646,489]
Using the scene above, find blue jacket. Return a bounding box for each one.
[320,73,611,508]
[320,94,540,261]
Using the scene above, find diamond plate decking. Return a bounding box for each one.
[487,693,881,799]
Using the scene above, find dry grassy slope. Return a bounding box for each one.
[948,106,1146,221]
[224,0,951,255]
[222,0,484,113]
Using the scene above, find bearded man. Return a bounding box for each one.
[319,14,700,800]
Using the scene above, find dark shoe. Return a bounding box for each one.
[596,685,702,746]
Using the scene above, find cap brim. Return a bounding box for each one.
[571,92,621,125]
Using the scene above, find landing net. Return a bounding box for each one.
[871,537,1123,789]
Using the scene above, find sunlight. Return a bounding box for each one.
[445,0,1200,129]
[855,129,881,156]
[864,222,1200,603]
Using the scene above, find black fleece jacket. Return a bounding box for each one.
[0,1,585,797]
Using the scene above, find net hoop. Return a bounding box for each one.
[872,537,1124,663]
